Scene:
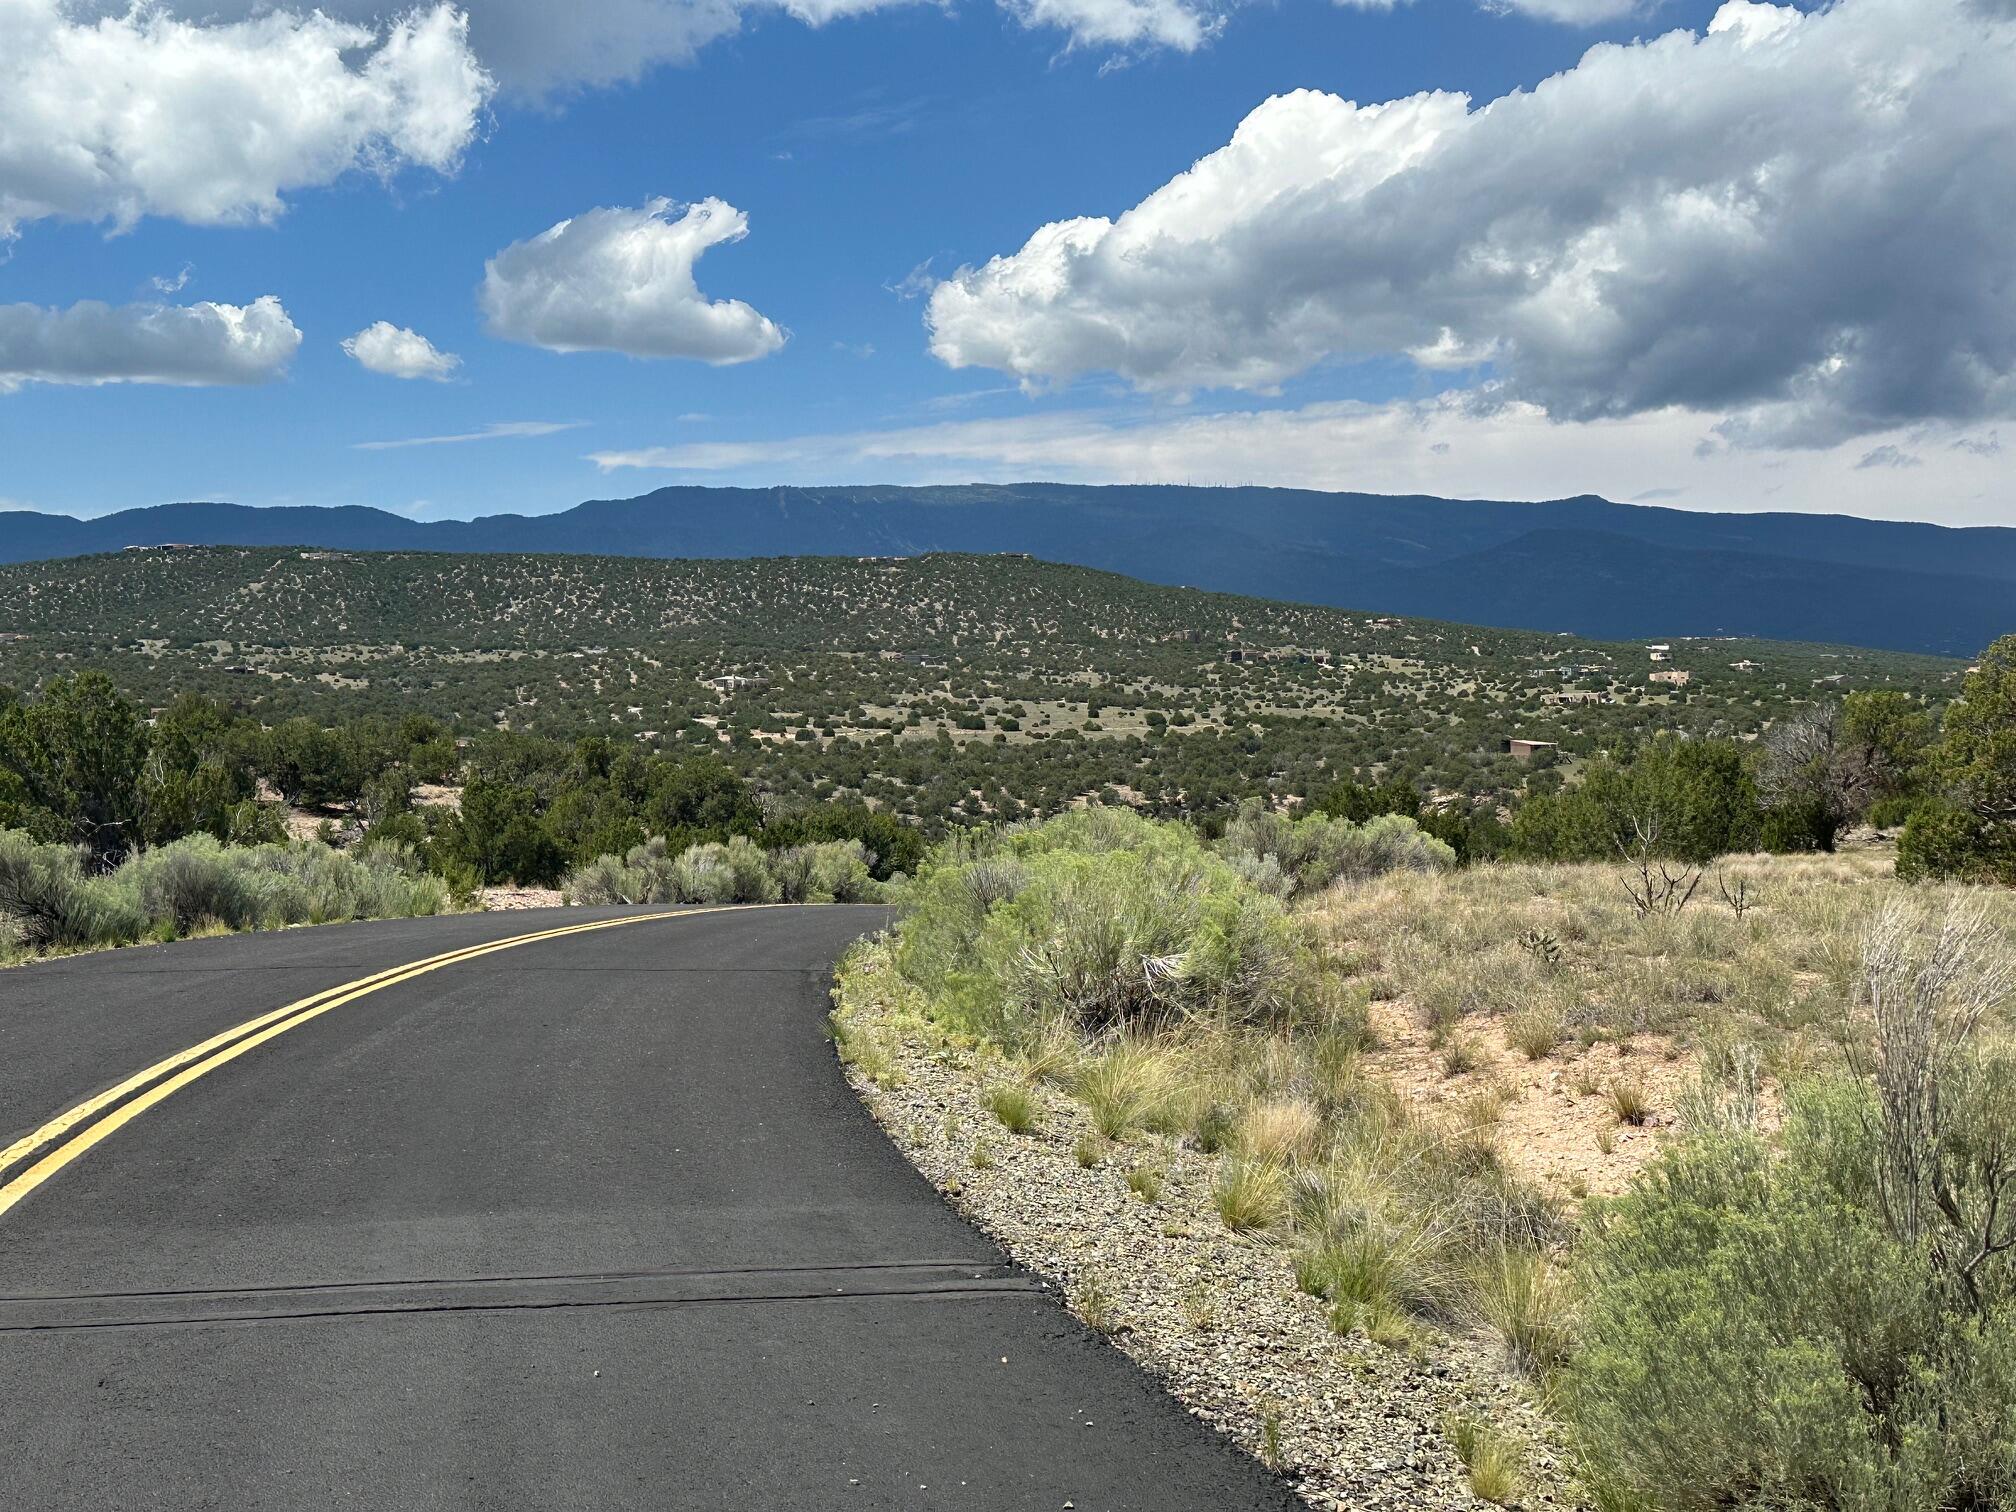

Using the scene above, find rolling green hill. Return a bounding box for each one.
[0,546,1964,831]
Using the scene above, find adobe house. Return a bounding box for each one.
[1503,738,1558,762]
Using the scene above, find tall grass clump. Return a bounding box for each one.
[982,1082,1040,1134]
[1564,899,2016,1510]
[1447,1414,1526,1506]
[1469,1245,1574,1375]
[1074,1038,1183,1138]
[0,830,448,958]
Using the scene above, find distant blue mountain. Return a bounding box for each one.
[3,484,2007,656]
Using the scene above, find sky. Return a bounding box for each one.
[0,0,2010,525]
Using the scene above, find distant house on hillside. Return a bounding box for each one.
[1650,669,1692,686]
[1647,644,1672,662]
[1503,738,1558,762]
[1729,659,1761,671]
[702,674,770,694]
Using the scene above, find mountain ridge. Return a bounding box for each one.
[4,484,2005,656]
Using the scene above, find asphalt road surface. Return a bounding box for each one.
[0,905,1298,1511]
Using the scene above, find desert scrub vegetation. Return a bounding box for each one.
[830,807,1573,1509]
[881,807,1566,1356]
[845,802,2016,1509]
[1563,896,2016,1510]
[5,549,1958,855]
[1311,848,2016,1199]
[0,829,450,961]
[560,834,882,906]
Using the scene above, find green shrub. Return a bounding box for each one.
[1898,797,2016,885]
[1218,800,1455,900]
[0,830,144,949]
[672,836,779,904]
[121,834,264,932]
[893,810,1313,1041]
[0,830,447,957]
[1565,1073,2016,1510]
[561,834,883,907]
[769,840,878,903]
[562,850,651,906]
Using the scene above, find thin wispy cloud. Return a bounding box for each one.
[353,420,587,451]
[772,96,930,147]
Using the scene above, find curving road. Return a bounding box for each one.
[0,905,1296,1511]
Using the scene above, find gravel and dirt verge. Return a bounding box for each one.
[833,940,1578,1512]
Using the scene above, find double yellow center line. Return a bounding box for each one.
[0,907,742,1221]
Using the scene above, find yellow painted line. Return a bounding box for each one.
[2,927,567,1177]
[0,906,760,1221]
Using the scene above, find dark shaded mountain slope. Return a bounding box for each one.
[5,485,2007,655]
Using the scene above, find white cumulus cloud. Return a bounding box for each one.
[0,1,491,238]
[0,296,302,391]
[342,322,462,381]
[927,0,2016,448]
[480,198,786,365]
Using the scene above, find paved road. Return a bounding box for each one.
[0,905,1296,1510]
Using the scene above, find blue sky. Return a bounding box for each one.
[0,0,2010,524]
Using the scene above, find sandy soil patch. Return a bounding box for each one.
[478,886,563,910]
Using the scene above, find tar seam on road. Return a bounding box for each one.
[0,906,774,1221]
[0,1260,1047,1333]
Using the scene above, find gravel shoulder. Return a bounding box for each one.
[832,939,1580,1512]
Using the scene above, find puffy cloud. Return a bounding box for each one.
[927,0,2016,447]
[0,2,490,238]
[0,296,301,391]
[480,199,786,365]
[342,322,462,381]
[585,393,2015,524]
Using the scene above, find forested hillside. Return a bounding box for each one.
[0,546,1958,835]
[7,485,2011,654]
